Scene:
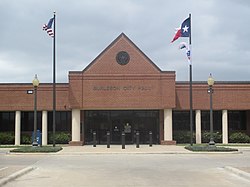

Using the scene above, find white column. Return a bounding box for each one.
[72,109,81,141]
[195,110,201,144]
[164,109,173,141]
[222,110,228,144]
[42,111,48,146]
[15,111,21,145]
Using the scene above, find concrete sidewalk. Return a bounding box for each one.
[58,145,191,155]
[1,145,250,186]
[57,144,244,155]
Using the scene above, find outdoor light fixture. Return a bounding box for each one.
[32,74,40,87]
[207,73,215,87]
[207,73,215,146]
[32,74,39,146]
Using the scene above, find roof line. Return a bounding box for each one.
[176,81,250,84]
[0,83,68,85]
[82,33,165,73]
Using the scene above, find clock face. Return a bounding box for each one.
[116,51,130,65]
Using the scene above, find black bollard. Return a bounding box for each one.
[107,131,110,148]
[93,131,96,147]
[136,131,140,148]
[81,122,84,146]
[122,131,125,149]
[149,131,152,147]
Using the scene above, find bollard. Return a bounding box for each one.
[107,131,110,148]
[121,131,125,149]
[149,131,152,147]
[136,131,140,148]
[93,131,96,147]
[81,122,84,146]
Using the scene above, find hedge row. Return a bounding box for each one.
[0,132,15,144]
[173,131,250,144]
[1,131,250,145]
[0,132,71,145]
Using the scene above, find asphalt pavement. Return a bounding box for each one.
[1,145,250,187]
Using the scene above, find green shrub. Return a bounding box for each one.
[173,131,195,144]
[10,146,62,153]
[229,132,250,143]
[48,132,71,144]
[185,145,238,152]
[21,134,32,144]
[202,131,222,143]
[0,132,15,144]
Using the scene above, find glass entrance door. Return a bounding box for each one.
[84,110,159,145]
[111,119,122,144]
[111,119,133,144]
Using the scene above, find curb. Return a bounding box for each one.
[4,145,243,155]
[224,166,250,181]
[56,151,242,155]
[0,167,35,186]
[56,152,191,155]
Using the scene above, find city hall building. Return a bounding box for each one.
[0,33,250,146]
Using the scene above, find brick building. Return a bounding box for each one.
[1,33,250,145]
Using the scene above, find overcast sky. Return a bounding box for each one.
[0,0,249,83]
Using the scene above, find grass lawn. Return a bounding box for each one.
[9,146,62,153]
[185,144,238,152]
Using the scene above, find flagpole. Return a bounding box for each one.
[52,11,56,147]
[189,13,193,146]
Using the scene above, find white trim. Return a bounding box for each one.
[72,109,81,141]
[164,109,172,141]
[15,111,21,145]
[42,111,48,145]
[195,110,201,144]
[222,110,228,144]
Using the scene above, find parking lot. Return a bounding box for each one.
[1,145,250,187]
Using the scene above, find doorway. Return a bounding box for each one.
[84,110,159,145]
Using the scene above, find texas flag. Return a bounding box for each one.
[171,17,191,43]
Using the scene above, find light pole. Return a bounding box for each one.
[207,73,215,146]
[32,74,39,146]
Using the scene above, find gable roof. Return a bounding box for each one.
[82,33,163,75]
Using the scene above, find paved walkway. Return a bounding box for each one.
[58,145,191,155]
[1,145,250,186]
[57,145,250,180]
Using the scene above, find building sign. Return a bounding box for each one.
[93,85,152,91]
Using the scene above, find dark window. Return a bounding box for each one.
[21,112,42,131]
[48,111,71,132]
[0,112,15,131]
[228,111,246,131]
[201,111,222,131]
[173,111,195,131]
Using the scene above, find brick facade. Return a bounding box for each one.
[69,33,176,110]
[0,33,250,112]
[176,82,250,110]
[0,83,70,111]
[1,33,250,145]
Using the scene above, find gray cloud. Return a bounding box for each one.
[0,0,249,83]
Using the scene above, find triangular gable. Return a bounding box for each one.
[83,33,162,75]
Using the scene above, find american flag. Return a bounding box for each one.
[43,18,54,37]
